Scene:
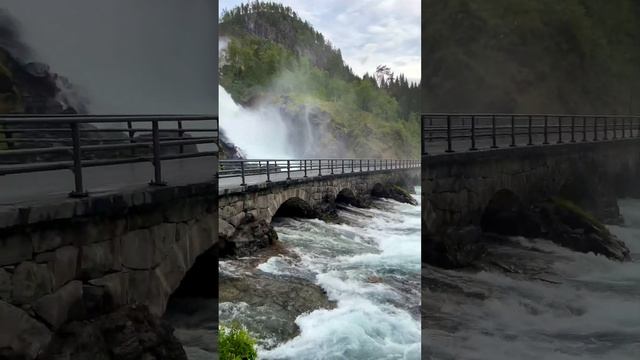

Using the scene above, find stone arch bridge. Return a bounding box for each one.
[218,159,421,256]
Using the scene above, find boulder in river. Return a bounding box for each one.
[423,226,486,269]
[371,183,418,205]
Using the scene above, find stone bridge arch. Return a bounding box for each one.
[0,182,218,357]
[219,169,421,256]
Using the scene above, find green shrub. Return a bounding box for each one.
[219,322,258,360]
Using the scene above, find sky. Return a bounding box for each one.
[219,0,421,83]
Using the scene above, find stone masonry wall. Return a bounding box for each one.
[219,169,420,250]
[422,139,640,234]
[0,182,218,359]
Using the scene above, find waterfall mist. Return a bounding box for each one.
[219,37,347,159]
[0,0,218,115]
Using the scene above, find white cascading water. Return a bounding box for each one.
[220,189,422,359]
[219,85,296,159]
[424,198,640,360]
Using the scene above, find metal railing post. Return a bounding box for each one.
[342,159,345,174]
[367,159,370,171]
[304,160,308,178]
[446,115,454,153]
[557,116,563,144]
[492,115,498,148]
[351,159,354,173]
[593,117,598,141]
[240,161,247,186]
[604,117,608,140]
[582,117,587,142]
[571,116,576,142]
[150,120,166,186]
[178,120,184,154]
[543,115,549,144]
[127,120,135,156]
[287,160,291,180]
[318,160,322,176]
[266,160,272,182]
[510,115,516,147]
[330,159,334,174]
[470,115,477,151]
[527,115,533,146]
[623,117,627,138]
[69,122,87,197]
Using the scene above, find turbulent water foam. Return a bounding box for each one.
[424,199,640,360]
[219,85,295,158]
[221,189,422,359]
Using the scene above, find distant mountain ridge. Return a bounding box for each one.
[219,1,420,158]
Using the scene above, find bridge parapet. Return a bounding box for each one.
[422,113,640,154]
[421,113,640,240]
[0,114,218,197]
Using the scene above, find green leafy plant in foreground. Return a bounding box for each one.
[219,322,259,360]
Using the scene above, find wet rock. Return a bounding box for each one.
[33,281,84,329]
[39,305,187,360]
[12,261,54,305]
[228,212,278,257]
[336,189,371,208]
[423,226,486,269]
[539,198,630,261]
[371,183,418,205]
[0,300,51,360]
[220,274,336,346]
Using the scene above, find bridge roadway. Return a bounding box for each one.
[218,160,421,193]
[0,156,217,209]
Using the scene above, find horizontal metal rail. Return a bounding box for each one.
[219,158,420,187]
[422,113,640,155]
[0,114,218,197]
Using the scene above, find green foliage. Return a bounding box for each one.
[551,197,608,233]
[219,323,258,360]
[220,1,420,158]
[423,0,640,114]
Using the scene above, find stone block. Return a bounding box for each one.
[46,246,78,289]
[89,272,130,309]
[12,262,53,305]
[1,233,32,266]
[0,268,12,302]
[33,280,83,329]
[120,229,155,270]
[81,240,120,279]
[0,300,51,360]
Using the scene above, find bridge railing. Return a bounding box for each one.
[0,114,218,197]
[422,113,640,154]
[219,158,420,187]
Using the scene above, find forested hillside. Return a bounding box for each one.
[423,0,640,114]
[220,1,420,158]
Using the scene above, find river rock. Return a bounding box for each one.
[371,183,418,205]
[481,189,544,237]
[220,274,336,346]
[38,305,187,360]
[539,198,630,261]
[423,226,486,269]
[0,300,51,360]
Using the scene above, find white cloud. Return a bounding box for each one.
[219,0,421,83]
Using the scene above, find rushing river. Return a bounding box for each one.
[219,188,422,359]
[423,199,640,360]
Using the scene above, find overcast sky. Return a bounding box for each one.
[219,0,421,83]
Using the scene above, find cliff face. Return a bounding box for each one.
[0,10,85,115]
[219,1,420,159]
[423,0,640,114]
